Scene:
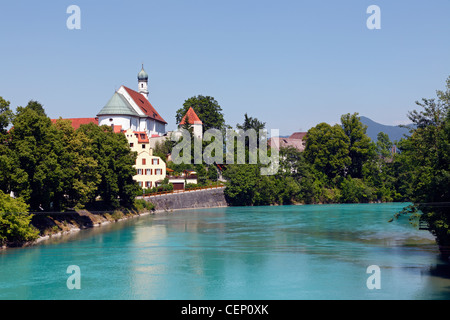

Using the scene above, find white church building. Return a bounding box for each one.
[97,65,167,137]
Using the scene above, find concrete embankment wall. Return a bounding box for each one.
[145,187,228,211]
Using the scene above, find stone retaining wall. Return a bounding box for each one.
[145,187,227,211]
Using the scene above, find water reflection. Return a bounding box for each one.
[1,204,449,299]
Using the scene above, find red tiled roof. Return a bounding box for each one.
[122,86,167,124]
[268,137,306,152]
[51,118,98,130]
[289,132,307,140]
[134,131,149,143]
[179,107,202,125]
[112,125,122,133]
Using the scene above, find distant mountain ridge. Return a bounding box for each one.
[282,116,412,143]
[360,116,412,142]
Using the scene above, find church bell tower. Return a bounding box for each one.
[138,64,149,100]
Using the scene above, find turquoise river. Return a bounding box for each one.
[1,203,450,300]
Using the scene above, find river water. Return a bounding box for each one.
[1,203,449,300]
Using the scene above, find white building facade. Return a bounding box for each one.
[123,128,166,189]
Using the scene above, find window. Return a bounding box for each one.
[137,169,143,175]
[130,143,134,148]
[146,169,152,175]
[139,181,143,187]
[152,159,159,165]
[142,144,146,149]
[142,159,146,165]
[145,181,152,188]
[155,169,162,175]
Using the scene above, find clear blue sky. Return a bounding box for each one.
[1,0,449,135]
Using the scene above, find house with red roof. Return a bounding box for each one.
[178,106,203,139]
[123,128,166,189]
[51,117,98,130]
[268,132,307,152]
[96,65,167,138]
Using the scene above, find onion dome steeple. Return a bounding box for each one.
[138,64,148,81]
[137,64,149,99]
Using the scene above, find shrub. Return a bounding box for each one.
[0,191,39,245]
[133,199,155,212]
[111,210,124,221]
[340,177,376,203]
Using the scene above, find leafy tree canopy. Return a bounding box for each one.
[341,112,376,179]
[304,122,351,181]
[236,113,266,132]
[175,95,225,132]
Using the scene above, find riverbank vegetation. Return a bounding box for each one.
[223,77,450,255]
[224,78,448,212]
[0,190,39,246]
[0,99,144,245]
[223,112,404,206]
[1,78,448,249]
[393,77,450,252]
[0,100,140,211]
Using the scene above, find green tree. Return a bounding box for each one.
[278,146,310,179]
[223,164,259,206]
[0,147,27,195]
[53,119,101,209]
[207,165,218,181]
[228,113,267,165]
[394,76,450,255]
[175,95,225,132]
[0,190,39,245]
[304,122,351,181]
[253,175,277,205]
[376,132,394,159]
[195,164,207,186]
[0,97,13,138]
[0,97,27,195]
[236,113,266,133]
[340,177,376,203]
[78,123,140,208]
[154,138,176,163]
[9,101,63,210]
[341,113,376,178]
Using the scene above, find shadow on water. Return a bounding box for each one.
[429,261,450,279]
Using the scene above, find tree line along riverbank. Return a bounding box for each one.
[221,77,450,256]
[1,78,449,253]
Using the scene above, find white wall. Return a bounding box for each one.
[99,115,133,130]
[140,118,147,131]
[193,124,203,140]
[155,121,166,136]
